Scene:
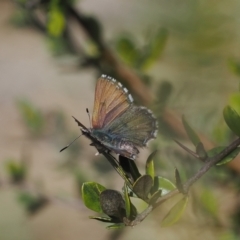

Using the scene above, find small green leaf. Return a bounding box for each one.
[124,183,131,218]
[18,192,48,214]
[133,175,153,201]
[175,169,184,194]
[149,190,162,205]
[229,93,240,115]
[106,223,125,230]
[115,35,139,66]
[5,159,27,183]
[17,99,44,135]
[196,142,207,160]
[228,58,240,77]
[223,105,240,136]
[182,115,201,147]
[47,6,65,37]
[207,147,240,165]
[154,176,176,195]
[139,28,168,71]
[145,150,157,181]
[161,196,188,227]
[82,182,106,213]
[89,216,114,223]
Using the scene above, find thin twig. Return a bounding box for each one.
[126,137,240,226]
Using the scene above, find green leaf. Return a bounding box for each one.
[140,28,168,71]
[89,216,114,223]
[228,58,240,77]
[5,159,27,183]
[229,93,240,115]
[182,115,201,146]
[145,150,157,181]
[115,35,139,66]
[17,99,44,135]
[196,142,207,160]
[47,6,65,37]
[161,196,188,227]
[82,182,106,213]
[106,223,125,230]
[124,183,131,218]
[207,146,240,165]
[154,176,176,195]
[223,105,240,136]
[149,190,162,205]
[18,192,47,214]
[175,169,184,193]
[133,175,153,201]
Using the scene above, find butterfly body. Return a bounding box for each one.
[74,75,158,160]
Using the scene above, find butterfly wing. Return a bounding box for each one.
[92,75,133,129]
[104,105,158,147]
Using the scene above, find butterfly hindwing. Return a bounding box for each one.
[103,106,158,147]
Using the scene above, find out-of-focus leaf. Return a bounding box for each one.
[145,151,157,181]
[154,176,176,195]
[81,16,102,44]
[196,142,207,160]
[229,93,240,115]
[47,37,71,56]
[47,5,65,37]
[17,99,44,136]
[207,146,240,166]
[219,230,239,240]
[175,169,184,193]
[133,175,153,201]
[18,192,48,214]
[10,9,32,27]
[228,58,240,77]
[161,196,188,227]
[115,35,139,66]
[140,28,168,71]
[124,183,131,218]
[82,182,106,213]
[155,81,173,110]
[106,223,125,229]
[5,159,27,183]
[182,115,201,146]
[223,105,240,137]
[200,188,218,217]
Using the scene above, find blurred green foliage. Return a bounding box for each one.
[17,99,44,136]
[115,28,168,71]
[5,159,27,183]
[18,192,48,214]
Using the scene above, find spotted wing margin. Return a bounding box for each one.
[92,75,133,129]
[103,106,158,146]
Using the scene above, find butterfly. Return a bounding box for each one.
[70,74,158,160]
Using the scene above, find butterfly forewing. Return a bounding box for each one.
[92,75,133,129]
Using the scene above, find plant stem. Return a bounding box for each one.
[127,137,240,226]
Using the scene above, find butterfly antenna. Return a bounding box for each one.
[86,108,92,129]
[60,134,82,152]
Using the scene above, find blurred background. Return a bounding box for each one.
[1,0,240,239]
